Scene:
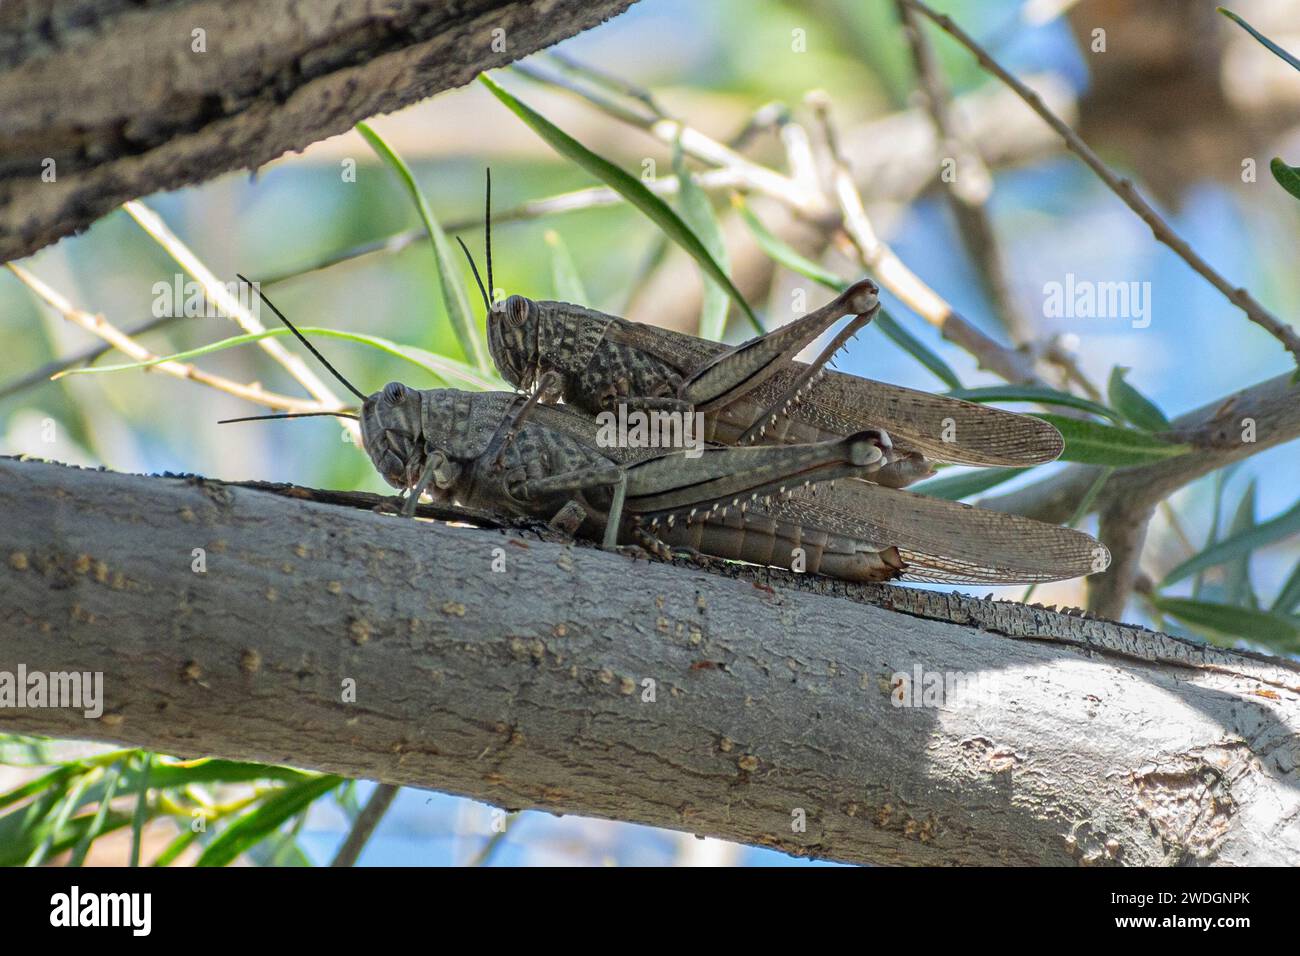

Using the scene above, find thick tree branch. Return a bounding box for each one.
[0,0,638,261]
[981,372,1300,526]
[2,457,1298,866]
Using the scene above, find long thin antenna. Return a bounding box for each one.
[484,167,494,305]
[219,411,359,424]
[455,237,492,313]
[236,273,368,402]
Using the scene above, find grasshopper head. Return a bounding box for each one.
[487,294,541,391]
[359,381,461,493]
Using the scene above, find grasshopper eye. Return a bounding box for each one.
[382,382,407,406]
[505,294,529,329]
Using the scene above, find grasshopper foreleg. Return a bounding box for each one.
[402,454,441,518]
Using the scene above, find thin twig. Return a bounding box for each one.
[330,782,400,867]
[900,0,1300,367]
[122,202,354,407]
[0,313,182,400]
[260,170,759,288]
[813,101,1041,384]
[6,264,329,414]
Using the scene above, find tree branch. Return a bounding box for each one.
[3,457,1298,866]
[0,0,639,262]
[899,0,1300,366]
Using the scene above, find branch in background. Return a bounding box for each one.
[330,784,400,867]
[4,456,1298,866]
[900,0,1300,367]
[987,372,1300,520]
[893,0,1032,345]
[0,314,180,401]
[5,264,327,414]
[812,99,1040,384]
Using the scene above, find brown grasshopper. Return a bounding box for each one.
[463,175,1061,488]
[223,284,1108,584]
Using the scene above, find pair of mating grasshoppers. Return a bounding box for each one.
[227,178,1107,586]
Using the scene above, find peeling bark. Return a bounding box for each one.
[1,457,1297,866]
[0,0,639,261]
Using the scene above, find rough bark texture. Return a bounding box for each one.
[2,457,1298,866]
[0,0,638,261]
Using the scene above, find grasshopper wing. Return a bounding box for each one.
[605,322,1062,467]
[729,370,1065,468]
[764,480,1107,584]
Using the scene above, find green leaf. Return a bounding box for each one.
[734,196,961,388]
[672,140,731,342]
[1270,157,1300,201]
[68,759,125,867]
[355,121,492,372]
[542,230,589,305]
[130,751,153,867]
[1034,414,1191,466]
[1162,497,1300,586]
[57,326,506,392]
[1222,481,1260,609]
[481,73,761,334]
[1195,464,1241,599]
[947,385,1122,422]
[1106,367,1171,431]
[1272,557,1300,614]
[912,467,1027,500]
[1150,596,1300,653]
[0,765,76,811]
[196,774,343,867]
[152,827,201,868]
[1218,8,1300,71]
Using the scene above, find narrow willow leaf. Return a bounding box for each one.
[1195,464,1241,599]
[1162,497,1300,586]
[1218,8,1300,71]
[1034,414,1190,466]
[481,73,762,333]
[355,121,492,372]
[1270,158,1300,201]
[1223,481,1260,609]
[543,230,590,305]
[151,827,202,868]
[69,760,125,867]
[1106,367,1170,431]
[1151,596,1300,653]
[948,385,1121,422]
[1272,557,1300,614]
[130,751,153,867]
[672,139,731,341]
[734,196,961,388]
[26,770,97,867]
[196,774,343,867]
[912,467,1027,500]
[58,326,506,392]
[0,766,76,812]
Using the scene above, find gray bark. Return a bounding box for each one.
[2,456,1298,866]
[0,0,638,261]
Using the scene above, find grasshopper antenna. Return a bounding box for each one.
[455,237,492,314]
[218,411,359,424]
[484,167,494,306]
[236,273,368,403]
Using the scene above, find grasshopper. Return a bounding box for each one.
[464,174,1061,488]
[223,283,1108,585]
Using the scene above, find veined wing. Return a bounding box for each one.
[606,320,1062,467]
[762,480,1107,584]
